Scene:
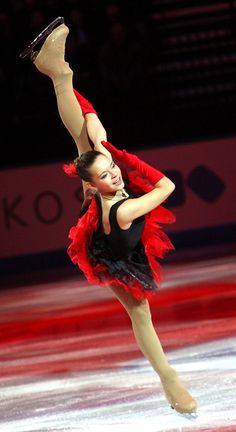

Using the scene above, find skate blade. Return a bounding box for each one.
[19,16,64,59]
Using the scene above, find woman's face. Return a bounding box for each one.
[88,154,124,194]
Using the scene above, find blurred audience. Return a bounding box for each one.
[0,1,152,167]
[1,0,234,168]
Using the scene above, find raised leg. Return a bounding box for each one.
[31,22,109,157]
[27,20,112,202]
[110,284,197,414]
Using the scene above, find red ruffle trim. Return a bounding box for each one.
[67,195,152,299]
[67,197,100,284]
[67,169,176,300]
[128,170,176,288]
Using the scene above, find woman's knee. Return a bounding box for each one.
[110,284,152,324]
[129,301,152,326]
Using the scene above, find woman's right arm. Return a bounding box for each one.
[117,176,175,224]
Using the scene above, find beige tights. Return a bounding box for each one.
[52,71,108,158]
[52,71,93,155]
[50,69,96,197]
[33,23,107,158]
[110,285,197,413]
[111,285,171,378]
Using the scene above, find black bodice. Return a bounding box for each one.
[104,198,145,258]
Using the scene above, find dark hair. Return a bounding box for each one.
[74,150,104,181]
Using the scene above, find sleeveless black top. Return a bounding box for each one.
[80,189,157,297]
[69,182,174,298]
[105,198,145,258]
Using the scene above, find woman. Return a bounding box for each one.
[20,17,197,414]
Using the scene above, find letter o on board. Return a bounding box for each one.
[34,191,63,224]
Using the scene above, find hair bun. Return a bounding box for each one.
[63,162,77,177]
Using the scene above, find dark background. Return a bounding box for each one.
[1,0,236,169]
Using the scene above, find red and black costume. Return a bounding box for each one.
[64,91,176,300]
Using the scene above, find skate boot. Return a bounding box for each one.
[160,368,197,414]
[19,17,70,79]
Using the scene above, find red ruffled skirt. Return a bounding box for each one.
[67,172,176,300]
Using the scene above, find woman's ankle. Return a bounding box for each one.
[51,65,73,85]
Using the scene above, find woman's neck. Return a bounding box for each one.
[101,189,129,202]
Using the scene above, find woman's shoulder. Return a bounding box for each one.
[78,192,102,219]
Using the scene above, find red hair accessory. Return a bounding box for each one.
[63,162,77,177]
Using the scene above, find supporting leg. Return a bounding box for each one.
[110,284,197,414]
[111,285,171,376]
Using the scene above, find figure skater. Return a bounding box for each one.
[20,17,197,414]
